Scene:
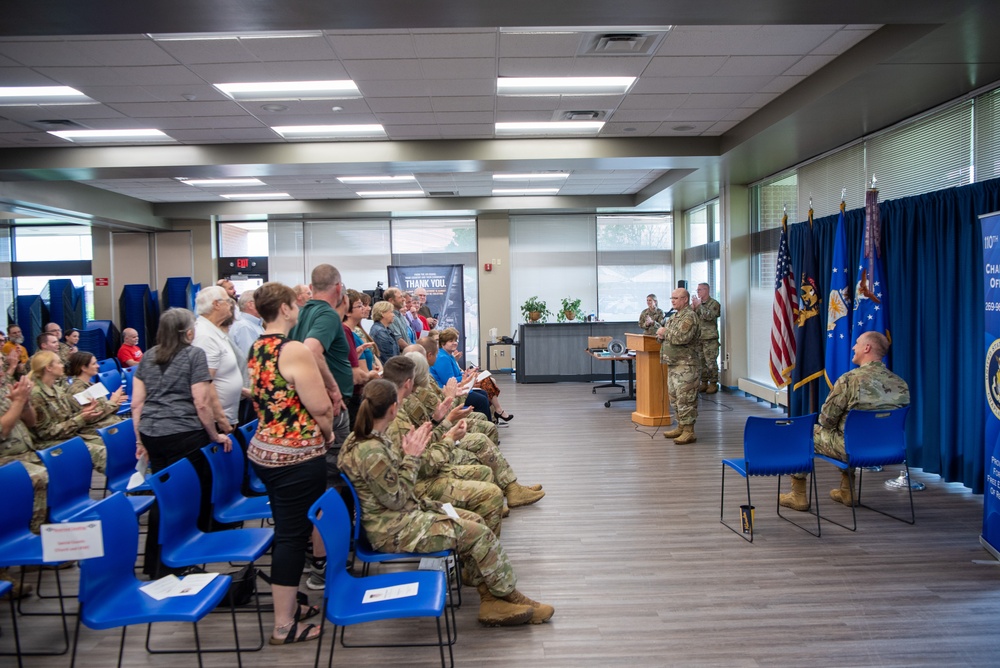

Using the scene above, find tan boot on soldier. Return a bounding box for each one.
[778,476,810,511]
[505,481,545,508]
[477,584,534,626]
[705,383,718,394]
[830,470,858,506]
[663,424,683,439]
[673,425,697,444]
[503,589,555,624]
[698,382,709,393]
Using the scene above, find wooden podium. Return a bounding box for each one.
[626,333,670,426]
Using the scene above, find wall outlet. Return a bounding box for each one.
[499,350,504,356]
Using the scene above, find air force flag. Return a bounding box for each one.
[825,206,852,387]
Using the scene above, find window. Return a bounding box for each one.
[596,215,672,321]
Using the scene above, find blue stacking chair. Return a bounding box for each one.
[202,438,272,525]
[0,579,23,668]
[308,488,454,668]
[145,458,272,653]
[69,493,243,668]
[96,419,152,496]
[720,414,821,542]
[96,369,122,394]
[236,420,267,495]
[36,437,152,521]
[815,406,914,531]
[0,462,70,657]
[96,357,120,374]
[121,366,136,400]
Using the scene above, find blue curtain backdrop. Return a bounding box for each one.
[786,178,1000,493]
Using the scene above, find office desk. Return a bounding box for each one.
[486,341,518,374]
[586,350,636,407]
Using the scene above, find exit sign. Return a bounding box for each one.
[95,277,109,286]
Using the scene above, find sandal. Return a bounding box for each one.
[295,603,321,622]
[269,621,320,645]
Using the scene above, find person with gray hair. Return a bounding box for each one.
[230,289,264,357]
[193,286,242,428]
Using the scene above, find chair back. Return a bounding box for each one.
[96,358,120,374]
[35,437,96,522]
[339,472,363,542]
[0,462,35,542]
[742,414,817,476]
[76,493,139,603]
[122,366,136,399]
[145,458,203,547]
[843,406,910,467]
[202,437,245,509]
[236,419,258,449]
[97,369,122,397]
[96,419,140,492]
[308,489,352,600]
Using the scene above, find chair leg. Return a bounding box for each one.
[11,568,71,656]
[117,625,127,668]
[2,591,24,668]
[775,473,822,538]
[857,463,916,525]
[718,464,752,542]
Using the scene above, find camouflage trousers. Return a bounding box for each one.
[408,507,517,597]
[792,426,846,480]
[667,363,699,426]
[0,454,48,532]
[416,467,504,536]
[449,433,515,489]
[466,413,500,444]
[697,338,720,384]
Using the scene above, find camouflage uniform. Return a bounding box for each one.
[638,306,665,336]
[414,383,501,444]
[813,361,910,460]
[660,305,700,426]
[57,342,74,366]
[338,430,517,596]
[695,296,721,385]
[29,380,116,473]
[0,391,48,532]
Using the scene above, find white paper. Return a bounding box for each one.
[127,453,149,490]
[73,382,109,405]
[440,502,461,520]
[139,572,220,601]
[476,369,492,381]
[419,557,447,572]
[362,582,419,603]
[41,520,104,562]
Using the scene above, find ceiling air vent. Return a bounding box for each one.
[579,31,668,57]
[30,119,87,130]
[555,110,606,121]
[428,191,457,197]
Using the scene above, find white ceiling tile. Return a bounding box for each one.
[783,54,837,77]
[813,28,878,55]
[681,93,752,108]
[0,53,22,67]
[651,121,713,135]
[357,79,432,97]
[188,60,350,82]
[106,100,247,118]
[239,36,337,61]
[434,111,494,124]
[383,124,442,139]
[133,84,228,103]
[705,120,740,135]
[740,91,781,108]
[33,66,134,86]
[156,39,257,65]
[2,132,70,146]
[412,32,497,59]
[496,96,563,111]
[367,97,434,113]
[0,40,101,67]
[343,59,424,81]
[497,57,575,77]
[328,33,417,60]
[497,32,585,58]
[108,66,208,86]
[631,75,775,95]
[668,108,730,122]
[427,79,495,96]
[611,108,675,122]
[600,122,661,136]
[35,103,127,120]
[643,56,727,78]
[420,58,496,79]
[723,107,755,122]
[714,55,803,77]
[437,124,493,137]
[761,75,806,93]
[494,110,558,122]
[73,40,179,66]
[430,96,494,112]
[657,25,834,57]
[617,94,688,110]
[0,67,64,86]
[375,112,439,125]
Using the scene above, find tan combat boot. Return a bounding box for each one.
[663,424,684,439]
[673,425,697,444]
[698,382,709,393]
[477,584,534,627]
[503,589,555,624]
[778,476,810,511]
[705,383,719,394]
[830,470,858,506]
[526,483,543,491]
[505,481,545,508]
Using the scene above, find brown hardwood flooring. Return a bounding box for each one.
[6,376,1000,667]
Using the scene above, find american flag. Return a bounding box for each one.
[769,221,796,387]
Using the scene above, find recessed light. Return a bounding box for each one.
[48,129,173,143]
[0,86,96,106]
[220,193,292,199]
[492,188,561,195]
[260,104,288,112]
[493,173,569,180]
[497,77,635,96]
[179,178,266,187]
[672,124,696,132]
[495,121,603,135]
[356,190,425,198]
[272,124,385,138]
[331,106,344,112]
[337,175,416,184]
[215,80,362,101]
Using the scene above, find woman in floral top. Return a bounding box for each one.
[247,282,334,646]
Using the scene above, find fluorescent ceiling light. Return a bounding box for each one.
[497,77,635,96]
[492,188,561,195]
[48,129,172,142]
[215,80,361,101]
[220,193,292,199]
[337,175,416,184]
[272,124,385,138]
[0,86,95,105]
[495,121,604,135]
[356,190,425,198]
[493,173,569,180]
[149,31,323,41]
[180,178,266,187]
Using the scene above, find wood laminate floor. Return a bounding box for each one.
[6,377,1000,667]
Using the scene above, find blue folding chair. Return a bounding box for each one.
[96,419,152,496]
[815,406,914,531]
[145,458,273,653]
[202,438,272,525]
[36,437,152,521]
[96,369,122,396]
[235,420,266,495]
[0,579,23,668]
[69,493,243,668]
[121,366,136,400]
[96,358,120,374]
[0,462,70,656]
[308,488,453,668]
[720,414,821,542]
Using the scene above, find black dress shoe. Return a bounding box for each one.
[496,412,514,422]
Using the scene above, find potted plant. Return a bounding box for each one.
[558,296,582,322]
[520,296,552,323]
